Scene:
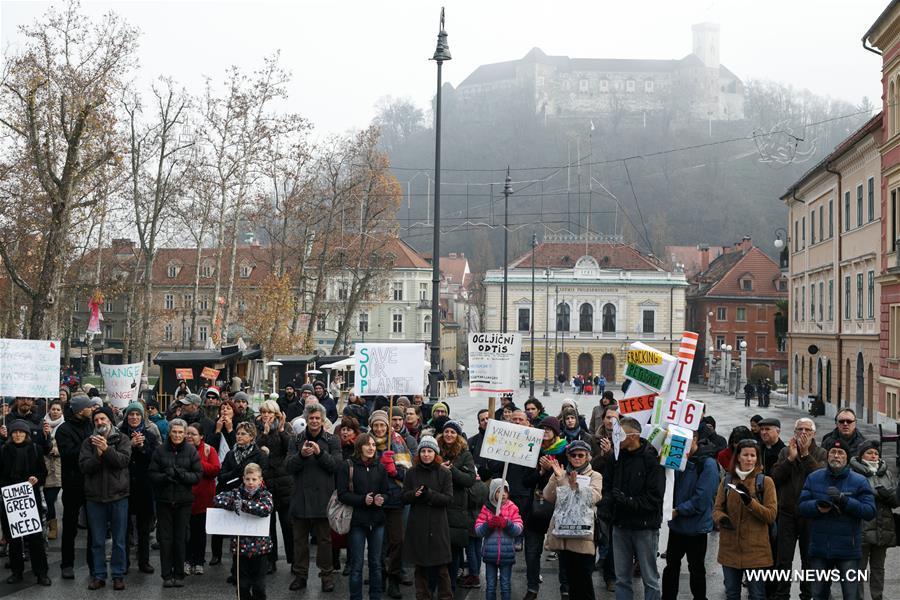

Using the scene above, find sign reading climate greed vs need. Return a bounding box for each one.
[0,338,61,398]
[2,483,42,539]
[467,333,522,397]
[354,343,425,397]
[480,419,543,468]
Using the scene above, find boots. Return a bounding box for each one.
[47,519,58,541]
[386,577,402,599]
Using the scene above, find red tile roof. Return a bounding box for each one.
[508,242,661,271]
[665,245,726,276]
[691,247,785,299]
[439,255,470,288]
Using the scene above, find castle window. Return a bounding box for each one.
[645,80,654,93]
[626,80,635,92]
[599,79,609,92]
[579,79,589,93]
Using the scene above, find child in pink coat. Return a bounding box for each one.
[474,479,523,600]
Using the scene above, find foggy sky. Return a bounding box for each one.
[0,0,887,137]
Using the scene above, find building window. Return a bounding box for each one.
[557,303,570,331]
[182,323,190,342]
[740,278,753,291]
[579,79,589,92]
[828,280,833,321]
[201,264,212,278]
[810,210,816,244]
[818,281,824,321]
[423,315,431,334]
[199,325,208,342]
[337,283,349,301]
[104,299,113,313]
[239,264,252,278]
[856,273,863,319]
[845,191,851,231]
[794,220,799,252]
[828,199,834,238]
[844,276,851,320]
[579,303,594,332]
[736,307,747,322]
[602,303,616,332]
[199,296,210,311]
[891,305,900,357]
[893,190,900,252]
[644,79,654,92]
[794,288,799,322]
[715,335,726,349]
[183,294,192,309]
[167,264,177,278]
[392,282,403,301]
[801,286,805,321]
[164,294,174,310]
[868,270,875,319]
[317,315,326,331]
[419,283,428,301]
[809,285,815,321]
[801,216,806,246]
[716,307,726,320]
[518,308,530,332]
[868,177,875,222]
[819,205,824,241]
[756,335,767,352]
[736,335,745,349]
[626,79,635,92]
[104,324,113,338]
[757,305,766,321]
[358,312,368,333]
[857,184,863,228]
[163,323,173,341]
[599,79,609,92]
[642,310,655,333]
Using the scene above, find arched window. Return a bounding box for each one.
[557,303,570,332]
[602,303,616,332]
[579,303,593,332]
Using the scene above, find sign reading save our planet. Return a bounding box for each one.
[354,343,425,397]
[480,419,544,468]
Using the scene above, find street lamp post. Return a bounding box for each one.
[723,344,733,394]
[529,232,537,399]
[706,311,713,389]
[739,340,748,399]
[428,8,451,405]
[553,285,559,392]
[502,168,512,333]
[543,267,551,397]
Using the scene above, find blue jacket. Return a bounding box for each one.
[669,455,719,535]
[798,466,876,559]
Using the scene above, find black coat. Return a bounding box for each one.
[256,426,294,502]
[54,413,93,493]
[761,439,786,476]
[79,431,132,503]
[603,439,665,530]
[336,456,390,528]
[182,411,217,447]
[468,429,501,480]
[0,439,47,487]
[286,428,341,519]
[443,448,477,548]
[148,439,203,505]
[118,422,159,512]
[402,462,453,566]
[217,443,270,492]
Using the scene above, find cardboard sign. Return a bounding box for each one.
[658,398,705,432]
[1,482,42,539]
[617,393,657,417]
[611,418,626,459]
[200,367,220,381]
[659,424,693,471]
[175,368,193,380]
[205,508,271,537]
[652,332,698,427]
[354,343,425,396]
[467,333,522,397]
[0,338,61,398]
[641,423,668,453]
[99,362,143,409]
[624,342,676,393]
[480,419,544,468]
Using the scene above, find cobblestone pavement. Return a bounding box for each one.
[3,385,897,599]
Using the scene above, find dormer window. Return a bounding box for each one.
[201,264,213,278]
[167,263,179,278]
[239,263,253,279]
[738,272,755,291]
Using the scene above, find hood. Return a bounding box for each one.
[849,456,887,477]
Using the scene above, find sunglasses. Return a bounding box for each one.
[837,419,856,425]
[568,452,588,459]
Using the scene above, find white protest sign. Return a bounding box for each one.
[658,398,705,431]
[354,343,425,396]
[480,419,543,468]
[99,362,143,409]
[611,418,626,460]
[467,333,522,397]
[623,342,676,394]
[652,332,699,427]
[641,423,668,453]
[1,482,42,539]
[205,508,271,537]
[0,338,61,398]
[659,424,693,471]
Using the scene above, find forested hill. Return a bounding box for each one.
[374,81,875,272]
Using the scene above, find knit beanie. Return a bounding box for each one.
[390,406,405,418]
[70,394,93,413]
[442,419,463,436]
[369,410,390,429]
[431,401,449,415]
[125,402,144,418]
[418,435,439,454]
[93,405,115,424]
[8,419,31,435]
[540,416,561,436]
[857,439,880,459]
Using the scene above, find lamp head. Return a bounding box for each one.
[432,8,451,62]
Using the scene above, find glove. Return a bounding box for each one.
[875,485,893,500]
[488,515,507,529]
[826,486,848,509]
[381,451,398,478]
[166,466,177,481]
[734,483,752,505]
[718,515,735,530]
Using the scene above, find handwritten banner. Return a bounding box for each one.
[1,482,42,539]
[99,362,143,409]
[354,343,425,396]
[200,367,220,381]
[659,424,693,471]
[480,419,544,468]
[175,368,194,380]
[0,338,61,398]
[653,332,698,427]
[467,332,522,397]
[205,508,270,537]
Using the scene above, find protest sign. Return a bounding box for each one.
[623,342,676,393]
[467,333,522,397]
[611,418,626,459]
[354,343,425,396]
[99,362,143,409]
[652,332,698,427]
[658,398,705,431]
[205,508,271,537]
[617,392,657,423]
[641,423,668,453]
[551,478,594,539]
[1,482,42,539]
[480,419,543,468]
[0,338,61,398]
[659,424,693,471]
[200,367,220,381]
[175,368,193,380]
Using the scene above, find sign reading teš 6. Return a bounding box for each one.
[354,343,425,397]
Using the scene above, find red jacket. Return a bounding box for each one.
[717,447,734,472]
[192,441,221,515]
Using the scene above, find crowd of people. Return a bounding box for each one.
[0,382,899,600]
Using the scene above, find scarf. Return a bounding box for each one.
[541,437,567,456]
[735,467,753,480]
[232,441,257,466]
[862,459,879,473]
[407,422,421,439]
[44,413,65,438]
[563,425,582,441]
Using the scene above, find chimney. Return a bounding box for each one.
[740,235,752,252]
[112,238,134,255]
[698,244,710,273]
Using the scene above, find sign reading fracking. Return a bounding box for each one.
[623,342,675,393]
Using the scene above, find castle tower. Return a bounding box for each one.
[692,22,720,69]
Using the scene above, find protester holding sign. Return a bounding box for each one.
[0,420,51,586]
[42,400,64,541]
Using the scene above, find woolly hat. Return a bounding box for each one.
[418,435,439,454]
[824,437,850,455]
[540,416,561,437]
[93,405,115,424]
[431,401,449,415]
[8,419,32,435]
[232,392,250,402]
[124,402,144,418]
[313,380,326,389]
[390,406,405,418]
[561,398,579,412]
[204,387,220,398]
[300,384,314,394]
[442,420,463,436]
[857,439,880,458]
[489,478,509,504]
[369,410,390,429]
[70,394,93,413]
[291,416,307,435]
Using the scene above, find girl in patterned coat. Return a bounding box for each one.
[213,463,273,600]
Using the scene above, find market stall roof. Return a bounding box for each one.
[154,347,262,365]
[326,356,431,371]
[273,354,316,363]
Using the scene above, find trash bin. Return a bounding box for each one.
[808,394,824,417]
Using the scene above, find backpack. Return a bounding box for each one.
[327,461,354,535]
[722,472,777,540]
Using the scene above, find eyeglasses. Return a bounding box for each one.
[837,419,856,425]
[794,428,814,432]
[568,453,587,459]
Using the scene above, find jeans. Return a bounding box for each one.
[348,524,384,600]
[723,566,765,600]
[809,556,860,600]
[775,512,813,600]
[484,563,512,600]
[661,531,707,600]
[86,498,129,581]
[560,550,595,600]
[44,487,60,520]
[187,513,208,566]
[465,536,482,576]
[860,543,888,600]
[157,502,191,580]
[613,526,661,600]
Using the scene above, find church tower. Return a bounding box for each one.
[692,22,720,69]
